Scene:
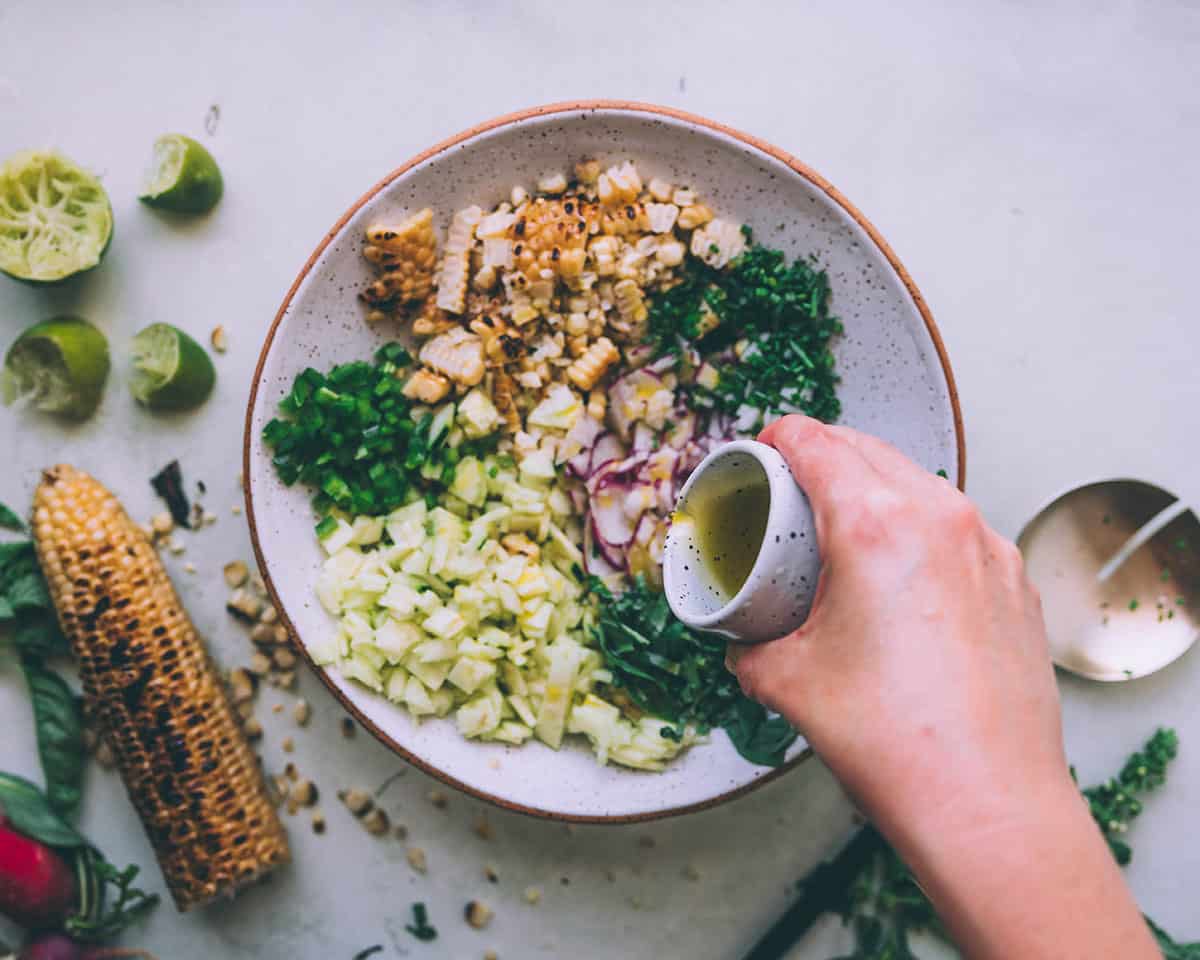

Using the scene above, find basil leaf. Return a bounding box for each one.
[0,772,86,848]
[4,613,69,658]
[22,659,85,817]
[0,502,23,532]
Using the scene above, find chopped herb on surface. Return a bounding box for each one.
[647,240,842,426]
[404,901,438,942]
[588,575,796,766]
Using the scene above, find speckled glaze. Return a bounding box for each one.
[244,101,965,822]
[664,441,820,643]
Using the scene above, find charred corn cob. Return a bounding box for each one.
[510,196,594,284]
[32,465,289,911]
[360,208,438,307]
[418,327,485,386]
[435,205,482,314]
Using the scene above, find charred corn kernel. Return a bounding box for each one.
[567,336,619,391]
[435,206,482,314]
[695,296,722,337]
[410,297,455,337]
[491,369,521,432]
[672,187,697,206]
[587,235,619,276]
[402,368,451,404]
[565,311,590,337]
[677,204,713,231]
[587,389,606,421]
[418,327,485,386]
[365,309,388,324]
[644,203,679,234]
[510,184,528,206]
[360,209,438,307]
[597,161,641,206]
[648,177,674,202]
[537,171,567,194]
[516,370,542,389]
[690,218,747,269]
[32,465,289,911]
[509,196,594,283]
[600,203,646,237]
[613,279,648,325]
[574,159,601,185]
[567,335,589,358]
[656,239,686,267]
[472,264,497,291]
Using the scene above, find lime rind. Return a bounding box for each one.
[138,135,223,215]
[0,151,114,284]
[129,322,215,410]
[2,317,110,418]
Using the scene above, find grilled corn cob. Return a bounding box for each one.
[32,465,289,910]
[360,208,439,307]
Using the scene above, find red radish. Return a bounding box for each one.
[631,422,655,452]
[587,432,625,476]
[591,488,637,548]
[623,343,654,368]
[646,354,677,375]
[0,821,75,931]
[583,517,621,576]
[19,934,157,960]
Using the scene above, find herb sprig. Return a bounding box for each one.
[751,728,1195,959]
[588,576,796,766]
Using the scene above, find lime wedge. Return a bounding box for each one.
[2,317,110,418]
[0,151,114,284]
[129,323,216,411]
[138,135,223,214]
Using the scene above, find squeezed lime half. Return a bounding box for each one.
[138,135,223,214]
[129,323,215,411]
[0,151,114,284]
[2,317,111,418]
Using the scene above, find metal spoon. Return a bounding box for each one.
[1017,478,1200,681]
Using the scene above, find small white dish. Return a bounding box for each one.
[664,440,820,643]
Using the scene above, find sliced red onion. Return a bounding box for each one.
[607,368,662,440]
[591,487,637,547]
[661,480,679,515]
[588,513,630,568]
[624,484,656,520]
[589,432,626,475]
[647,354,677,375]
[583,518,622,576]
[633,512,657,547]
[625,343,655,369]
[665,412,696,449]
[631,421,656,452]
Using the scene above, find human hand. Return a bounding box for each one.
[731,415,1158,959]
[731,414,1068,840]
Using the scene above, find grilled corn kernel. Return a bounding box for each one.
[360,208,438,306]
[587,389,606,421]
[402,368,451,404]
[677,204,713,231]
[418,328,485,386]
[613,279,649,325]
[32,465,289,911]
[566,336,619,391]
[574,159,601,186]
[597,161,641,206]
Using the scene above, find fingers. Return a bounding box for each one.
[728,629,812,724]
[758,416,879,531]
[825,425,936,492]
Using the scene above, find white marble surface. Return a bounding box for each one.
[1,1,1197,957]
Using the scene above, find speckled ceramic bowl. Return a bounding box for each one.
[244,101,965,822]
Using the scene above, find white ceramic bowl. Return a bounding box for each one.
[244,101,965,822]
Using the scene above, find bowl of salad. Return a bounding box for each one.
[244,101,964,822]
